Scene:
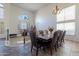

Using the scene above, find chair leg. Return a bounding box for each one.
[31,45,33,52]
[63,39,64,42]
[43,46,46,52]
[36,47,38,56]
[60,41,62,46]
[49,45,52,55]
[57,42,59,48]
[55,45,57,52]
[61,38,64,43]
[24,37,25,44]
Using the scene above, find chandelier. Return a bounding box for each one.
[52,5,61,15]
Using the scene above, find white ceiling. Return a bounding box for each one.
[12,3,50,12]
[12,3,76,13]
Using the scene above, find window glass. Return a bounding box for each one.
[0,4,4,19]
[57,5,76,35]
[65,22,75,35]
[57,23,64,30]
[57,9,64,22]
[0,4,4,7]
[64,5,75,20]
[18,15,28,21]
[18,22,27,30]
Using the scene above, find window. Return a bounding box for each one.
[18,15,29,30]
[57,23,64,30]
[0,22,4,34]
[18,15,28,21]
[57,9,64,22]
[65,22,75,35]
[64,5,75,20]
[0,4,4,7]
[0,4,4,34]
[0,4,4,19]
[57,22,75,35]
[18,22,27,30]
[57,5,76,35]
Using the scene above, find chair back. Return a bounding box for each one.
[57,30,63,42]
[52,30,60,45]
[30,32,37,46]
[61,31,66,41]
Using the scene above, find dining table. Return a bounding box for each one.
[36,34,52,47]
[38,34,51,40]
[36,34,53,55]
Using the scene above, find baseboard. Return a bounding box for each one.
[0,38,6,40]
[65,39,79,43]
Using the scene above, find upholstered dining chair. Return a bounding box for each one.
[55,30,66,49]
[51,30,61,52]
[40,38,53,55]
[56,30,63,47]
[61,31,66,43]
[58,30,66,47]
[30,32,42,56]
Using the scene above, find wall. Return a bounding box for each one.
[0,4,35,38]
[7,4,35,34]
[0,4,11,38]
[35,4,56,31]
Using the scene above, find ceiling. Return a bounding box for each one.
[12,3,76,13]
[12,3,50,12]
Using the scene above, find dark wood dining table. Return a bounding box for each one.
[23,34,52,45]
[37,35,52,42]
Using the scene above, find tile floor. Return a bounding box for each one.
[0,36,79,56]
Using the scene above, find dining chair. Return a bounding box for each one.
[41,38,53,55]
[30,32,42,56]
[55,30,66,48]
[57,30,63,47]
[51,30,61,52]
[61,31,66,43]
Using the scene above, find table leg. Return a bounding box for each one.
[24,36,25,44]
